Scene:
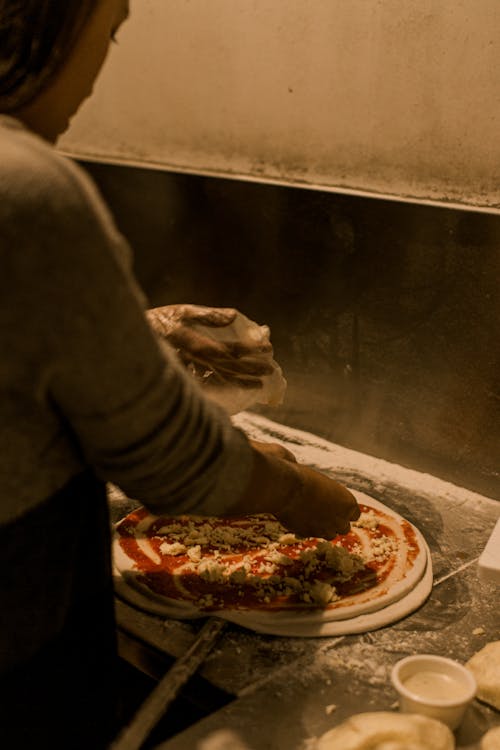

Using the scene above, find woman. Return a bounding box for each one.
[0,2,359,747]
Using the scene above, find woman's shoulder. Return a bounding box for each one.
[0,116,109,222]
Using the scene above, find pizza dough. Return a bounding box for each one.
[192,311,286,414]
[466,641,500,710]
[113,491,432,637]
[199,729,250,750]
[315,712,455,750]
[481,726,500,750]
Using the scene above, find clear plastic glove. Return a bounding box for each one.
[147,305,287,414]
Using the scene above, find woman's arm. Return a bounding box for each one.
[13,142,358,536]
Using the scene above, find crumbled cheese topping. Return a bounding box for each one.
[153,514,295,552]
[150,513,371,609]
[353,510,379,530]
[159,541,187,556]
[198,593,215,608]
[368,535,398,561]
[265,547,294,566]
[305,581,339,605]
[187,545,202,562]
[301,541,364,580]
[278,532,299,544]
[197,559,227,583]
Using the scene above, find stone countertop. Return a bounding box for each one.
[109,413,500,749]
[152,564,499,750]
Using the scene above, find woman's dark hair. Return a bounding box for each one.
[0,0,97,111]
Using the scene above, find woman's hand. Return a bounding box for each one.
[147,304,274,390]
[233,448,360,539]
[276,463,360,538]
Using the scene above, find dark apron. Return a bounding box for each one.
[0,472,119,749]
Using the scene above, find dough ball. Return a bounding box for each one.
[466,641,500,710]
[199,729,250,750]
[481,726,500,750]
[316,711,455,750]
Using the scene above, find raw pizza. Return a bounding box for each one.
[113,491,432,637]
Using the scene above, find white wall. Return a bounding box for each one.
[59,0,500,210]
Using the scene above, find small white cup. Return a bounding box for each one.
[391,654,477,730]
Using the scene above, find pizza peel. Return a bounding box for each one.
[110,616,226,750]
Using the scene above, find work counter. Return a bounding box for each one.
[109,413,500,750]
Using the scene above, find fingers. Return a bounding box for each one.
[191,354,274,381]
[201,372,265,391]
[165,327,229,359]
[206,351,275,377]
[208,354,275,377]
[149,304,238,328]
[166,328,270,369]
[348,495,361,521]
[172,305,238,327]
[323,482,360,536]
[172,337,276,384]
[178,357,268,391]
[193,307,238,327]
[183,334,273,359]
[278,465,360,539]
[332,501,361,535]
[224,340,273,357]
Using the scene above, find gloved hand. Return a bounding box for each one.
[147,304,275,390]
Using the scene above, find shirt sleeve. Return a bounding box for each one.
[14,148,254,516]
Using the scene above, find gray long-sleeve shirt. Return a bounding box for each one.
[0,115,253,525]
